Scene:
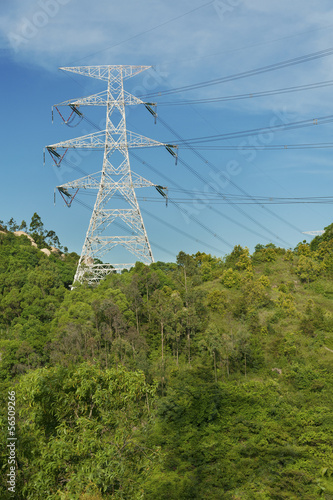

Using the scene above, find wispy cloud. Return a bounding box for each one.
[2,0,333,115]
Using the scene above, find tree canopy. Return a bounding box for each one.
[1,219,333,498]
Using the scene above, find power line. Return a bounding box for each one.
[53,97,303,251]
[157,115,297,245]
[74,188,333,205]
[131,151,280,244]
[77,114,333,151]
[56,93,333,153]
[177,142,333,150]
[143,46,333,97]
[53,115,234,254]
[141,207,226,254]
[70,115,237,250]
[80,115,242,250]
[143,47,330,226]
[172,114,333,145]
[58,106,304,244]
[157,79,333,106]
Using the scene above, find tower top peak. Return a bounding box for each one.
[59,65,152,81]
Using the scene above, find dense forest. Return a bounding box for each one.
[0,214,333,499]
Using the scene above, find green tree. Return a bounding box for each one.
[19,220,27,231]
[207,289,227,313]
[221,268,241,288]
[199,326,224,381]
[6,217,19,231]
[28,212,45,247]
[150,288,173,364]
[296,255,322,283]
[16,363,157,499]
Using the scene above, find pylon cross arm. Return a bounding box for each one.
[47,130,106,150]
[57,174,102,190]
[55,90,145,107]
[47,130,165,150]
[126,131,165,148]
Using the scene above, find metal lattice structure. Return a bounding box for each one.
[46,65,174,285]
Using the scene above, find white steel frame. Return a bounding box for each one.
[46,65,167,285]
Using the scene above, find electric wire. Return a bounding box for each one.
[147,49,329,225]
[54,106,313,243]
[171,114,333,146]
[156,111,319,234]
[130,151,273,244]
[178,154,291,246]
[143,46,333,98]
[176,142,333,150]
[53,102,313,249]
[152,23,333,69]
[68,114,239,250]
[53,116,329,256]
[57,107,333,152]
[52,118,234,252]
[156,79,333,106]
[141,207,226,254]
[166,197,234,249]
[81,111,333,157]
[57,45,332,250]
[77,190,333,204]
[157,115,296,244]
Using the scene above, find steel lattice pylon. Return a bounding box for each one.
[46,65,173,286]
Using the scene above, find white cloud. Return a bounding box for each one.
[2,0,333,116]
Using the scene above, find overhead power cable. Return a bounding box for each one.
[156,79,333,106]
[130,151,278,244]
[143,46,333,97]
[55,53,329,252]
[172,114,333,146]
[77,190,333,204]
[86,117,236,249]
[55,107,333,154]
[157,115,296,245]
[141,207,226,254]
[54,115,234,253]
[177,142,333,150]
[177,155,291,246]
[56,108,295,249]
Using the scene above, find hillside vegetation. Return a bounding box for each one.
[0,215,333,499]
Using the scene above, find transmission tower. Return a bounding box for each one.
[45,65,175,285]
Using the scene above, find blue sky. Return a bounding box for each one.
[1,0,333,264]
